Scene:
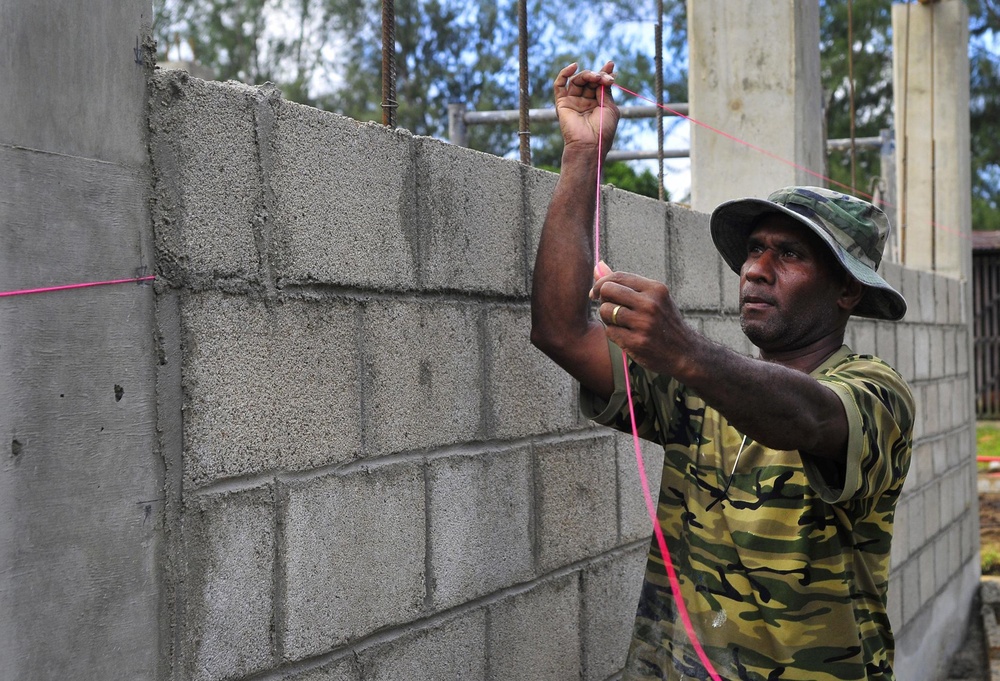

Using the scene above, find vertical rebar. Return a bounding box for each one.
[381,0,397,128]
[655,0,665,201]
[517,0,531,165]
[847,0,857,192]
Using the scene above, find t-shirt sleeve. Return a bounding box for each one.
[803,357,915,504]
[579,339,668,444]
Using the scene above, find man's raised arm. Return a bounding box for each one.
[530,62,620,399]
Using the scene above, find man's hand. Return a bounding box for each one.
[554,62,620,159]
[591,271,695,379]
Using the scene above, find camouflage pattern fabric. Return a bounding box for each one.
[581,345,914,681]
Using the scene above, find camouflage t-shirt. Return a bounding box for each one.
[581,344,914,681]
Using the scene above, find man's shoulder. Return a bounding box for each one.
[817,345,905,381]
[817,345,915,423]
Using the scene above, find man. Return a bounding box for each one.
[530,62,914,681]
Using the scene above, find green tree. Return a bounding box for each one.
[602,161,667,200]
[153,0,998,213]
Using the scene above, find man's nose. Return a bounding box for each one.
[742,249,776,282]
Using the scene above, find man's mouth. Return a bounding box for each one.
[740,293,776,310]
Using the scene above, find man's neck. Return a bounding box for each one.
[757,334,846,374]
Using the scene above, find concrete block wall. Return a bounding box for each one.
[848,267,981,681]
[148,72,977,681]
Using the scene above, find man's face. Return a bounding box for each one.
[739,214,849,353]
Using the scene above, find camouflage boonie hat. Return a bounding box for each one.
[710,186,906,321]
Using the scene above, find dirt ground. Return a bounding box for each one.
[981,492,1000,546]
[944,486,1000,680]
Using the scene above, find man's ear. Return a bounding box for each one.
[838,276,865,312]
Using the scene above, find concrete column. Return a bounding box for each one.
[0,1,162,679]
[892,0,972,279]
[686,0,824,212]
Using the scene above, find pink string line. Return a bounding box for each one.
[594,86,605,264]
[612,83,966,241]
[594,83,722,681]
[0,275,156,298]
[622,352,722,681]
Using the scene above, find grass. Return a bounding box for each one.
[984,547,1000,576]
[979,422,1000,574]
[977,421,1000,471]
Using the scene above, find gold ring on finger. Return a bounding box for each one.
[611,305,622,326]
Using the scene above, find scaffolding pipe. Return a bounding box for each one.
[457,104,689,129]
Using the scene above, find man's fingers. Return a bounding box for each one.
[602,302,627,328]
[591,272,658,301]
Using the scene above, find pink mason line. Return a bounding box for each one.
[0,275,156,298]
[622,351,723,681]
[592,82,722,681]
[594,85,606,265]
[612,82,966,241]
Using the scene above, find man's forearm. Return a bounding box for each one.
[676,338,849,462]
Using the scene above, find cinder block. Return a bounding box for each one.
[148,72,262,281]
[946,519,961,580]
[702,317,752,355]
[523,166,561,287]
[887,568,903,632]
[605,187,669,282]
[414,138,526,296]
[934,275,949,324]
[363,299,481,455]
[955,463,972,521]
[668,203,722,311]
[922,383,941,445]
[280,656,359,680]
[912,441,934,490]
[721,261,741,313]
[956,327,970,375]
[182,486,275,681]
[427,448,533,609]
[918,271,936,324]
[851,320,877,355]
[618,432,666,543]
[281,465,425,660]
[936,379,954,433]
[911,388,925,443]
[919,546,936,607]
[181,293,362,488]
[359,611,487,681]
[901,267,921,324]
[939,469,956,532]
[933,534,949,597]
[876,322,897,367]
[891,497,910,570]
[962,511,980,563]
[943,328,957,376]
[896,324,916,383]
[269,100,418,290]
[948,277,963,325]
[913,326,931,381]
[908,487,927,555]
[484,305,577,439]
[923,483,941,538]
[929,326,945,379]
[487,575,581,681]
[581,547,646,681]
[534,437,618,572]
[902,558,921,626]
